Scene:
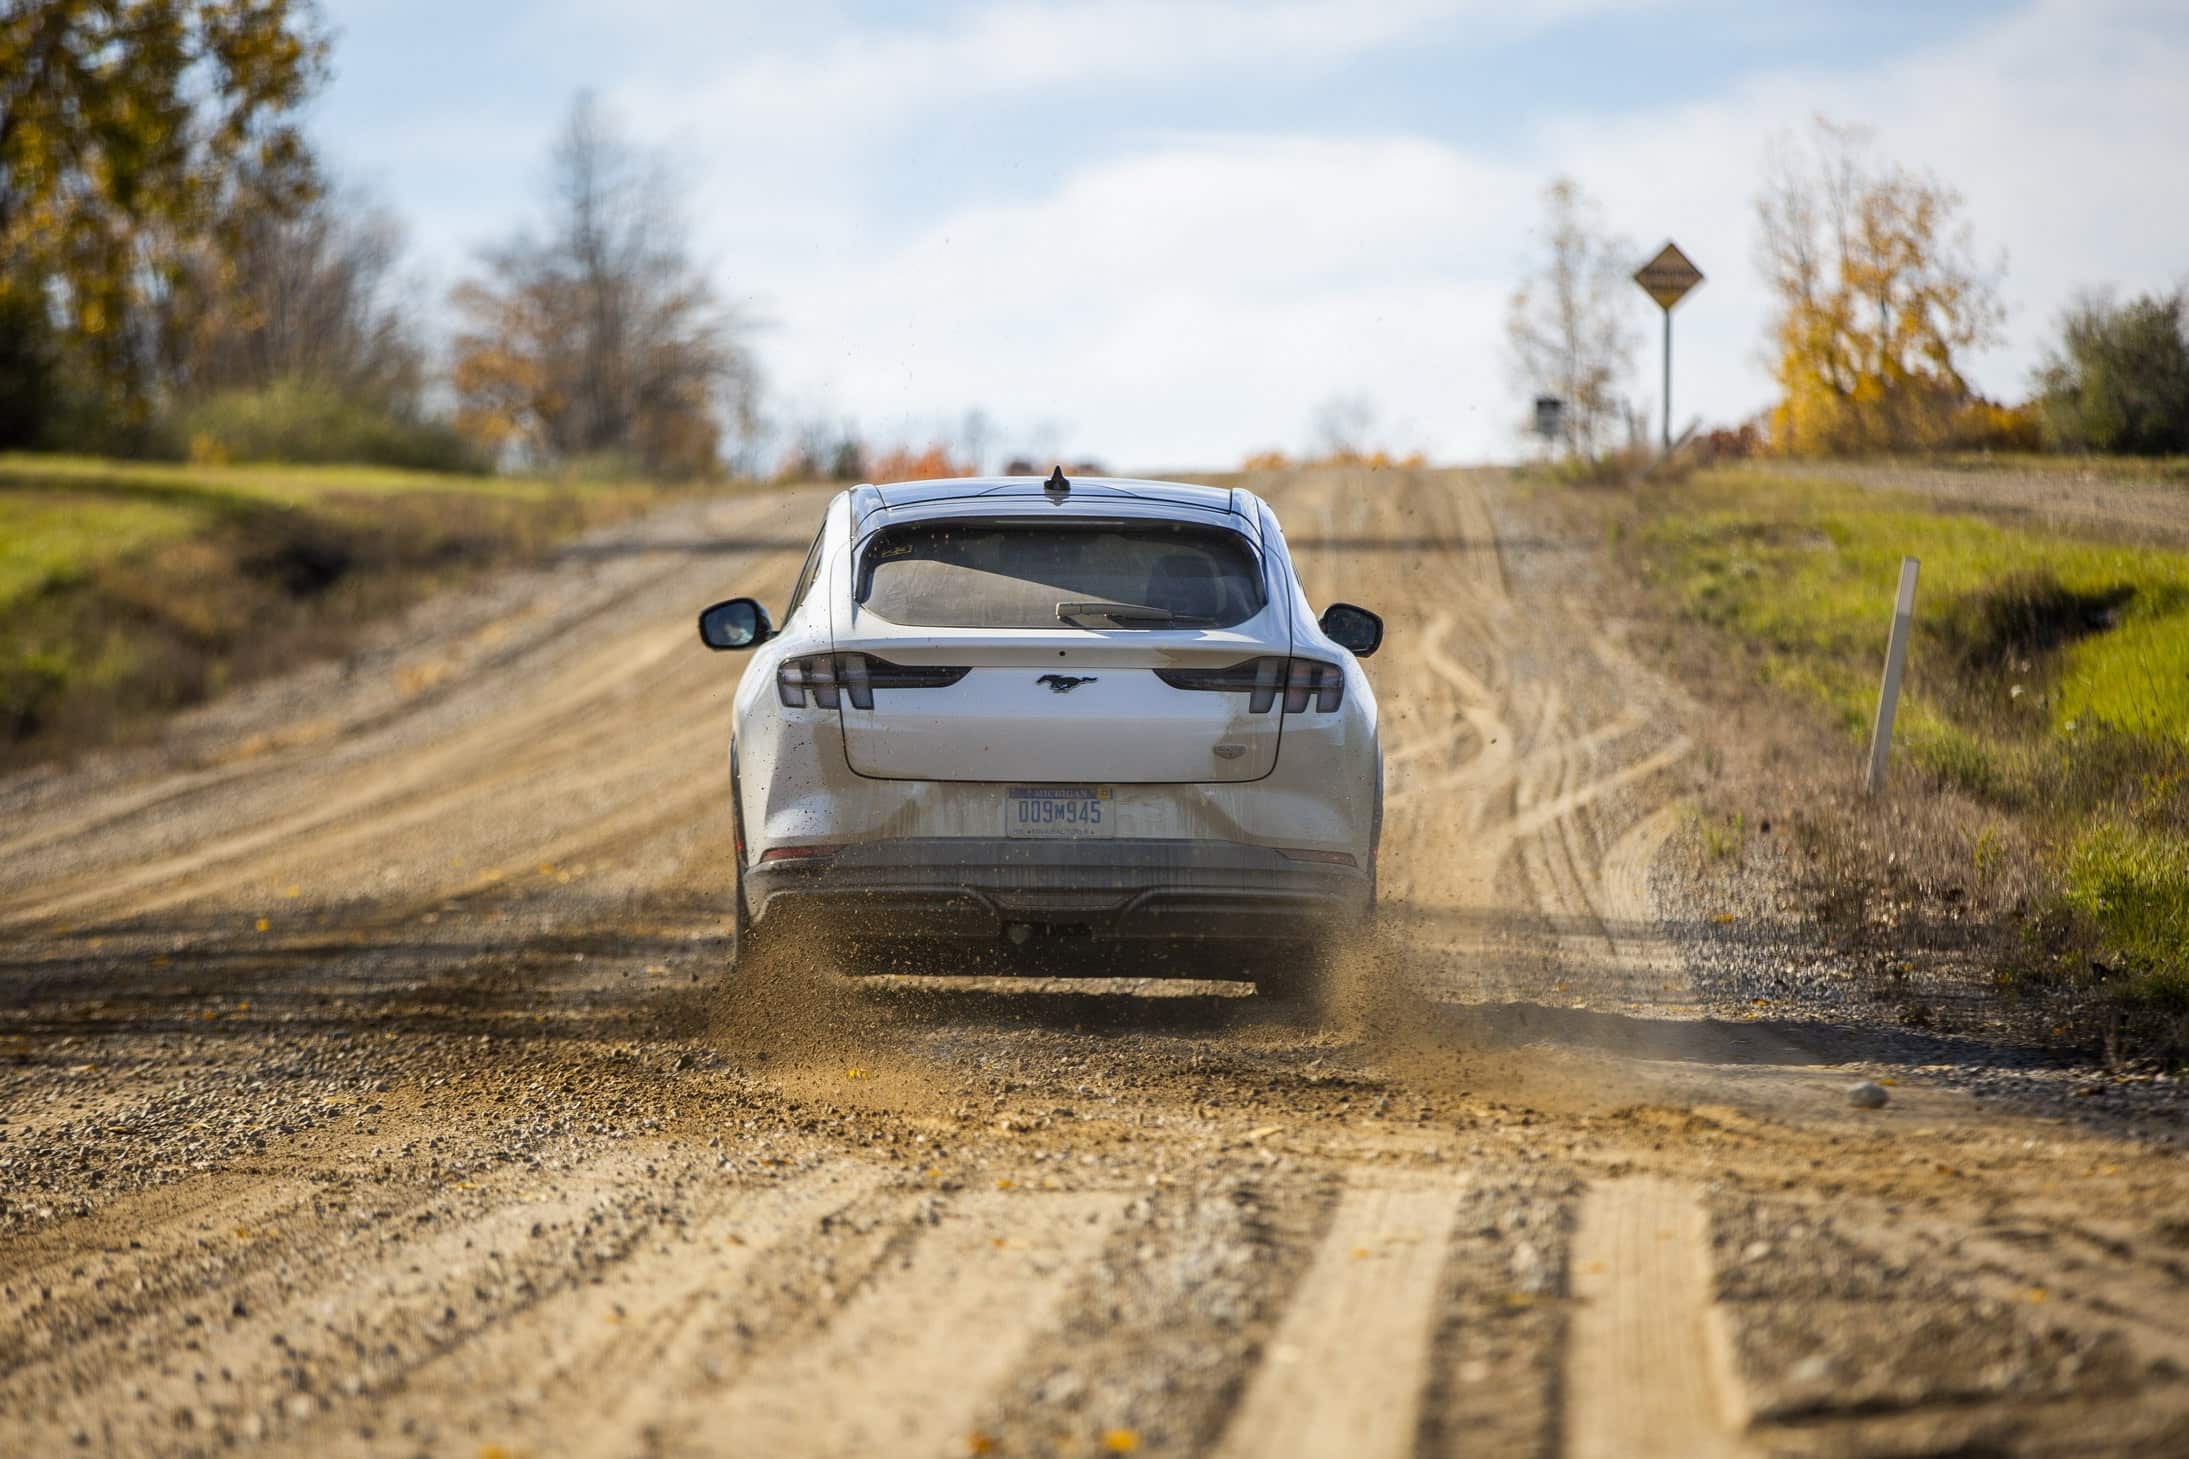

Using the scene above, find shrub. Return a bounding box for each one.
[2065,822,2189,1010]
[178,379,484,473]
[867,444,971,482]
[2034,290,2189,456]
[1692,423,1762,465]
[1946,398,2045,453]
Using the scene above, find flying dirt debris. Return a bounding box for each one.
[2,468,2186,1459]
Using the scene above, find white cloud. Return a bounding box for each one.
[756,134,1523,464]
[743,0,2189,467]
[622,0,1649,137]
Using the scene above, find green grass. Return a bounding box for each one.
[1646,470,2189,758]
[0,453,684,763]
[2065,822,2189,1010]
[0,454,642,612]
[1641,467,2189,1018]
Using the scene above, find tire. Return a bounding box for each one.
[729,757,762,969]
[1255,940,1333,1017]
[731,860,762,967]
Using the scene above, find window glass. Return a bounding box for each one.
[859,522,1265,629]
[784,524,827,622]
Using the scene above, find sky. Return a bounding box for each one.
[314,0,2189,469]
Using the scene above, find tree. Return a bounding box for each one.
[2033,289,2189,457]
[0,1,326,438]
[1755,118,2005,456]
[956,408,993,476]
[450,94,758,478]
[1311,392,1376,460]
[776,415,866,482]
[1506,178,1637,457]
[177,180,425,408]
[869,443,971,482]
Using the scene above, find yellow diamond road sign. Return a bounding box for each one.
[1634,242,1704,311]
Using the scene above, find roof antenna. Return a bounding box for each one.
[1044,465,1070,496]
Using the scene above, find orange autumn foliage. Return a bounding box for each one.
[868,444,973,482]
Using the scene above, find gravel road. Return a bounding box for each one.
[3,468,2185,1458]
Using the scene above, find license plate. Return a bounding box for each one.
[1005,785,1115,838]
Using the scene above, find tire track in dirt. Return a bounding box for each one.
[2,1136,692,1447]
[1350,471,1695,1012]
[1212,1177,1464,1459]
[308,1159,896,1458]
[1565,1176,1749,1459]
[680,1189,1123,1458]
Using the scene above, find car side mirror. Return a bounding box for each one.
[1319,602,1383,658]
[698,597,774,651]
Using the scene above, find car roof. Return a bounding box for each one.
[848,475,1246,532]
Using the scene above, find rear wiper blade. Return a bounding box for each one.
[1055,600,1209,626]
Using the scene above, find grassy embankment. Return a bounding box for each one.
[1636,468,2188,1024]
[0,454,670,767]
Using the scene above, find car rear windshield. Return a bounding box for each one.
[857,520,1266,630]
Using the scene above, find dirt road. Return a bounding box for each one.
[3,469,2185,1458]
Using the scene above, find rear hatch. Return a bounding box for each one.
[820,513,1293,784]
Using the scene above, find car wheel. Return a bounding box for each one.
[1255,941,1333,1017]
[732,860,763,967]
[730,759,762,969]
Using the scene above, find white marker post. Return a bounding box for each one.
[1866,557,1920,796]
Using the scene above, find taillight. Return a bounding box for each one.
[777,654,968,710]
[778,656,840,709]
[1282,658,1343,714]
[758,844,840,863]
[1156,657,1342,713]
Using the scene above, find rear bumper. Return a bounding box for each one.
[745,837,1370,943]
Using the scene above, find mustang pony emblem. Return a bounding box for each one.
[1036,674,1098,694]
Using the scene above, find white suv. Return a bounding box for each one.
[697,472,1382,993]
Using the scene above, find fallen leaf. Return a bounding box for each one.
[1102,1430,1141,1453]
[254,918,270,933]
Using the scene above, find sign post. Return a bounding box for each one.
[1532,395,1565,449]
[1633,242,1704,455]
[1866,557,1921,797]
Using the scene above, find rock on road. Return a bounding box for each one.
[2,469,2186,1458]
